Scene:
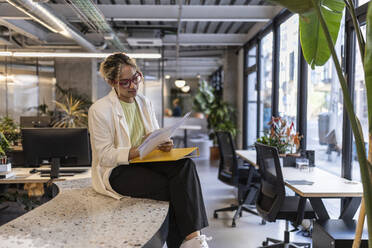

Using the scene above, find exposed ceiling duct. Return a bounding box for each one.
[64,0,127,51]
[5,0,98,52]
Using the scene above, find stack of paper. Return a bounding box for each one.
[0,171,15,179]
[0,163,14,179]
[138,112,191,159]
[0,163,11,173]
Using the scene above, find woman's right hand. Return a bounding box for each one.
[129,147,139,160]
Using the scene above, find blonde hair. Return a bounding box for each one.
[99,52,140,81]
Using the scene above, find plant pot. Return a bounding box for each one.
[210,146,220,160]
[194,112,205,119]
[280,153,301,167]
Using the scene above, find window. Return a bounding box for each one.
[278,15,299,127]
[358,0,370,6]
[0,58,56,123]
[246,46,258,146]
[352,25,368,181]
[259,32,273,135]
[306,14,345,177]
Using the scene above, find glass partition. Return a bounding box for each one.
[353,25,368,181]
[306,14,345,177]
[246,46,258,146]
[259,32,273,135]
[358,0,369,6]
[278,15,299,128]
[0,58,56,124]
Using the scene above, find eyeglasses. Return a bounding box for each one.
[116,71,142,88]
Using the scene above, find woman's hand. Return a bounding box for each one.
[158,140,173,152]
[129,147,139,160]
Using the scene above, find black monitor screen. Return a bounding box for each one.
[21,128,91,167]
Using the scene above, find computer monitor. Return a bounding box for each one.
[20,116,51,128]
[21,128,91,178]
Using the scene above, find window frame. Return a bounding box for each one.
[242,1,369,184]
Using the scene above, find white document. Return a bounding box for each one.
[138,112,191,159]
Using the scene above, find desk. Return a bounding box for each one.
[0,167,91,184]
[0,176,169,248]
[179,125,202,147]
[236,149,363,222]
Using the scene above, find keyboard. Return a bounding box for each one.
[38,168,88,174]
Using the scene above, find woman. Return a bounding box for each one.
[88,53,210,248]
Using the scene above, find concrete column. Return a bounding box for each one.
[236,49,244,149]
[54,58,98,101]
[223,48,239,109]
[223,48,243,148]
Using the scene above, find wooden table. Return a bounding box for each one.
[179,125,202,147]
[236,149,363,222]
[0,167,91,197]
[0,167,91,184]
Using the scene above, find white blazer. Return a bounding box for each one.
[88,89,159,199]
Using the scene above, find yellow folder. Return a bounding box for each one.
[130,147,199,164]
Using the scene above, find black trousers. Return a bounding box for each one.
[109,158,209,248]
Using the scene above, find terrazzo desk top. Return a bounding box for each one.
[0,177,169,248]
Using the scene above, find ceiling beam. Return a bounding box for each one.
[0,36,14,46]
[163,33,246,46]
[164,49,224,58]
[48,4,281,22]
[0,19,47,42]
[0,3,30,19]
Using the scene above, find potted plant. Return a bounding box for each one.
[0,116,20,146]
[52,94,88,128]
[207,97,237,160]
[0,132,11,168]
[266,0,372,246]
[193,80,215,117]
[0,132,10,156]
[193,80,237,160]
[257,116,302,166]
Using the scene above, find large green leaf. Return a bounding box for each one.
[267,0,314,14]
[300,0,345,68]
[364,6,372,247]
[268,0,344,68]
[366,2,372,134]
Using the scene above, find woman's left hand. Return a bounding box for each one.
[158,140,173,152]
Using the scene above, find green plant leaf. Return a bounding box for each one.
[299,0,345,68]
[363,5,372,247]
[366,2,372,134]
[267,0,314,14]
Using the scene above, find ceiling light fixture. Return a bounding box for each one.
[0,51,12,56]
[165,75,171,79]
[175,79,186,88]
[181,85,190,93]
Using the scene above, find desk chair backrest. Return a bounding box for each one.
[255,142,286,222]
[216,131,238,186]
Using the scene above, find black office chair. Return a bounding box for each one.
[213,131,261,227]
[255,142,316,248]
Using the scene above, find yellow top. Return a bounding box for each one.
[120,100,145,147]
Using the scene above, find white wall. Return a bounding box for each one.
[143,80,162,126]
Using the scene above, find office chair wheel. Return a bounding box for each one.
[261,219,266,225]
[213,212,218,218]
[232,221,236,228]
[262,241,268,246]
